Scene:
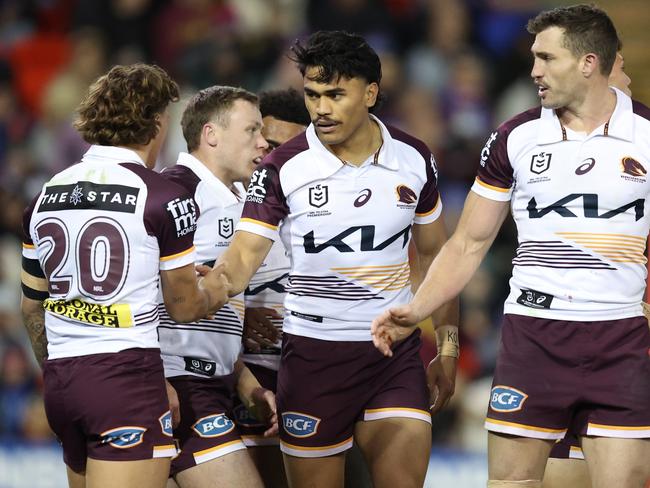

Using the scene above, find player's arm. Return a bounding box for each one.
[234,358,278,436]
[20,256,49,366]
[372,191,510,355]
[412,218,460,413]
[160,262,230,323]
[217,230,274,297]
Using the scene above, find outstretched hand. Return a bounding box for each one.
[370,304,421,357]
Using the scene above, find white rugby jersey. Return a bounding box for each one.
[473,88,650,321]
[22,145,197,359]
[241,239,288,370]
[237,116,442,341]
[158,152,245,378]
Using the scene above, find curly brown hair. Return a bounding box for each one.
[74,63,179,146]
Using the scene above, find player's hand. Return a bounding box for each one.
[165,380,181,428]
[197,263,231,314]
[244,308,281,351]
[249,387,278,437]
[427,354,457,415]
[371,304,421,357]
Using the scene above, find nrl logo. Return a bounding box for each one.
[218,218,234,239]
[309,184,329,208]
[530,152,552,175]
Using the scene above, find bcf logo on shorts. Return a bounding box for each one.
[159,411,173,437]
[282,412,321,438]
[232,404,264,428]
[192,414,235,438]
[100,426,146,448]
[490,386,528,412]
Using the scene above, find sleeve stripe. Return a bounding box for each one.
[474,177,510,193]
[21,269,48,292]
[160,246,195,262]
[239,218,279,231]
[22,242,35,249]
[415,198,441,217]
[22,256,45,277]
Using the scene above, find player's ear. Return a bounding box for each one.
[365,82,379,109]
[203,122,219,148]
[581,52,599,78]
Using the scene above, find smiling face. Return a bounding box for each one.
[530,26,586,109]
[213,99,268,184]
[302,66,378,148]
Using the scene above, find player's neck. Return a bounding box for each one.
[326,117,382,166]
[127,144,157,169]
[557,82,617,134]
[193,150,238,190]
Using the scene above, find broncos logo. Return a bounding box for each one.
[396,185,417,204]
[621,157,647,177]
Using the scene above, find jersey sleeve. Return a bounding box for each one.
[21,194,48,300]
[414,153,443,225]
[237,163,289,241]
[21,194,40,261]
[145,186,197,271]
[471,128,514,202]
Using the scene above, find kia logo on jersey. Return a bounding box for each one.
[396,185,417,204]
[354,189,372,207]
[309,184,329,208]
[530,152,552,175]
[489,386,528,412]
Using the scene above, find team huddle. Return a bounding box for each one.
[18,4,650,488]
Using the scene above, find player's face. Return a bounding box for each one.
[530,26,585,109]
[261,116,306,154]
[218,99,268,183]
[609,52,631,96]
[303,66,378,146]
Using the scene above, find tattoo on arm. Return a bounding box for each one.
[23,309,48,366]
[172,296,186,304]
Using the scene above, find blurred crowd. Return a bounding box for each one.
[0,0,639,452]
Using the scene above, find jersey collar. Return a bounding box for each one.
[537,87,634,145]
[176,152,242,206]
[83,145,147,166]
[305,114,400,178]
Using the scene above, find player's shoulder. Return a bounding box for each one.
[498,106,543,135]
[120,162,193,204]
[159,164,201,195]
[386,124,431,162]
[632,99,650,122]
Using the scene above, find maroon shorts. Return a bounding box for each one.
[168,374,246,476]
[43,348,176,473]
[231,363,279,447]
[486,314,650,440]
[277,330,431,458]
[549,433,584,460]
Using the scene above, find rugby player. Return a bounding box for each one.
[218,31,459,488]
[542,48,634,488]
[158,86,276,488]
[372,5,650,488]
[20,64,229,488]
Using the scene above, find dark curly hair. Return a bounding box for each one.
[527,5,620,75]
[259,88,310,126]
[74,63,179,146]
[289,31,382,111]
